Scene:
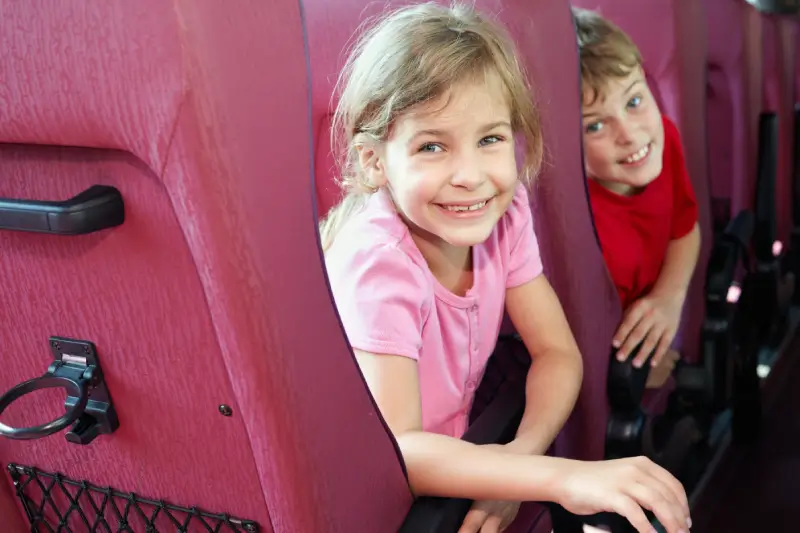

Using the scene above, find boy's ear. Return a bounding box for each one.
[356,141,388,188]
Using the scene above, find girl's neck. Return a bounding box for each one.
[410,230,474,297]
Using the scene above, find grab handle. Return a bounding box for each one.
[0,185,124,235]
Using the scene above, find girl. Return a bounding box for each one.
[321,3,691,533]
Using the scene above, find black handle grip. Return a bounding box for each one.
[0,185,124,235]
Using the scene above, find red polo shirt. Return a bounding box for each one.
[588,116,699,310]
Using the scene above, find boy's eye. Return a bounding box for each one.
[479,135,504,146]
[418,143,443,153]
[585,122,603,134]
[627,95,642,108]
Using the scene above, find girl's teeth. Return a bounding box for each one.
[444,200,487,212]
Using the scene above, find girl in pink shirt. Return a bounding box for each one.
[320,4,691,533]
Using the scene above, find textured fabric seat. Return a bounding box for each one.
[0,2,411,532]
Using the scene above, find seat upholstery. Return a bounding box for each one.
[705,0,763,224]
[0,2,411,532]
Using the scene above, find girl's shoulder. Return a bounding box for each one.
[325,190,433,297]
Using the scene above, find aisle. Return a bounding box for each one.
[695,333,800,532]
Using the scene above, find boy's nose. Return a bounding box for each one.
[615,121,637,145]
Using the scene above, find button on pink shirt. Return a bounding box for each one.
[325,183,543,438]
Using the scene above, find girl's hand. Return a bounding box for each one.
[458,499,520,533]
[556,456,691,533]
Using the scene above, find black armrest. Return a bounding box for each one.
[793,104,800,229]
[742,0,800,15]
[606,343,649,414]
[606,343,652,459]
[754,112,778,263]
[397,383,526,533]
[705,209,754,314]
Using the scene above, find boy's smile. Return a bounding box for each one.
[581,67,664,196]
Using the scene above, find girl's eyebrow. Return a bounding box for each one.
[407,120,511,145]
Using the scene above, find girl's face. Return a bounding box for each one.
[360,73,519,250]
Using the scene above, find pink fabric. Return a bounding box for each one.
[0,1,412,532]
[326,184,542,437]
[570,0,712,366]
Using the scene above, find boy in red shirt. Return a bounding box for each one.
[573,9,701,388]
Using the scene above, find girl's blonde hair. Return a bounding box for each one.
[319,2,543,250]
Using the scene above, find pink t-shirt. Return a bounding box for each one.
[325,183,543,437]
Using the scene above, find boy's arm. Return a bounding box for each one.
[651,223,701,301]
[615,223,701,367]
[503,274,584,455]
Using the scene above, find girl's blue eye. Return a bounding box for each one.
[479,135,503,146]
[419,143,443,153]
[627,95,642,108]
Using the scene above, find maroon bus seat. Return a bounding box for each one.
[705,0,763,229]
[0,1,412,532]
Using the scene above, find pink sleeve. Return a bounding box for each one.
[505,184,544,288]
[327,243,430,360]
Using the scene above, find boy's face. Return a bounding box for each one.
[581,67,664,195]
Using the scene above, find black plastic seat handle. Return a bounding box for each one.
[0,375,88,440]
[0,185,124,235]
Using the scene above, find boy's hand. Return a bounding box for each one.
[613,292,685,369]
[458,500,520,533]
[645,349,680,389]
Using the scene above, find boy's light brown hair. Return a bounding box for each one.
[571,7,643,105]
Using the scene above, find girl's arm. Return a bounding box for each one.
[355,351,561,501]
[503,275,584,455]
[354,350,690,533]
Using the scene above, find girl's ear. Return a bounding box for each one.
[356,140,388,188]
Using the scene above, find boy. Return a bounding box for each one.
[573,8,701,388]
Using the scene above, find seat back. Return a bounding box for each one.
[705,0,763,228]
[762,13,797,247]
[0,2,410,532]
[569,0,714,366]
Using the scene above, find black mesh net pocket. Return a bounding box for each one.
[6,463,260,533]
